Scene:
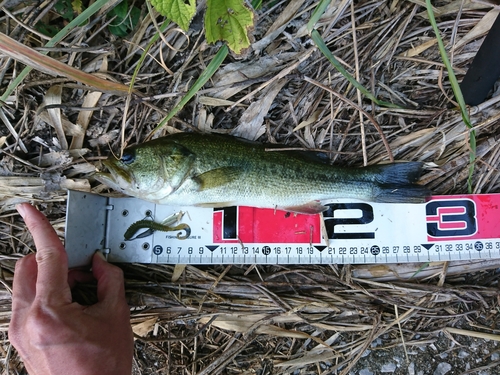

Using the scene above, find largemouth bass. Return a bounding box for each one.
[95,133,430,214]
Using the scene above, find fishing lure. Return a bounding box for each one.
[124,220,191,240]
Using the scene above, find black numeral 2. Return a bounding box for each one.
[323,203,375,240]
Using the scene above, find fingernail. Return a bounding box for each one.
[94,251,107,261]
[16,203,28,219]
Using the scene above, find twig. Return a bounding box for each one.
[445,327,500,341]
[395,304,409,363]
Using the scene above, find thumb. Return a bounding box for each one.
[92,252,127,307]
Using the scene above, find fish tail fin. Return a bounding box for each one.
[370,162,431,203]
[372,162,424,185]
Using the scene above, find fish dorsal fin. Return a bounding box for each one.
[292,151,330,164]
[264,142,331,164]
[195,167,242,190]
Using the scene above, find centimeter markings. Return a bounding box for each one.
[148,240,499,264]
[98,193,500,265]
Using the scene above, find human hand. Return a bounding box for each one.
[9,203,134,375]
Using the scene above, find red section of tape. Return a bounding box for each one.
[471,194,500,238]
[213,206,321,244]
[211,194,500,244]
[426,194,500,241]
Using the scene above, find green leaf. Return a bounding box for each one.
[54,0,75,21]
[108,23,128,37]
[71,0,83,14]
[108,3,141,37]
[129,7,142,28]
[307,0,330,32]
[250,0,262,10]
[205,0,254,54]
[36,24,61,37]
[150,0,196,31]
[111,0,128,19]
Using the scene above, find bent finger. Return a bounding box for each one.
[91,252,127,307]
[12,254,37,309]
[68,269,95,288]
[17,203,71,304]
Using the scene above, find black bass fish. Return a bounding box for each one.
[95,133,430,214]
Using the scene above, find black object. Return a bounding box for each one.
[460,12,500,106]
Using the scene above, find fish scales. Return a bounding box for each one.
[176,136,369,202]
[95,133,430,214]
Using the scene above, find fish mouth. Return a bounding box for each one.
[94,159,133,190]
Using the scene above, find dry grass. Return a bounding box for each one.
[1,0,500,373]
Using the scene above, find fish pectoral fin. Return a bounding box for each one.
[161,145,196,192]
[195,167,242,190]
[281,201,327,214]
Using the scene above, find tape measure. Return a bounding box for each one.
[65,190,500,268]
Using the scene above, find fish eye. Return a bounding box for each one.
[120,150,135,165]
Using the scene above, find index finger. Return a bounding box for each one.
[17,203,72,305]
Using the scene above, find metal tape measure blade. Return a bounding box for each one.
[65,191,500,267]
